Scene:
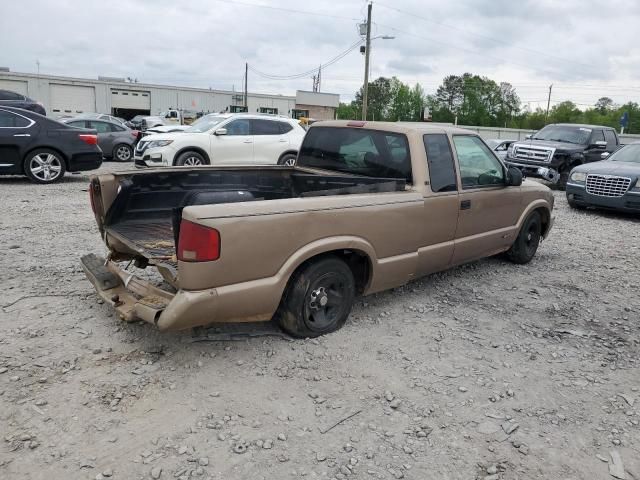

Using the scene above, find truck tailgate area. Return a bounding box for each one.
[107,219,176,263]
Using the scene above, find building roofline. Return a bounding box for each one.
[0,70,297,100]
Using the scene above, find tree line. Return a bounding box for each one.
[337,73,640,134]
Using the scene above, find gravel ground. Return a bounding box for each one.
[1,164,639,480]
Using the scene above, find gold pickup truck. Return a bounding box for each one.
[82,121,554,337]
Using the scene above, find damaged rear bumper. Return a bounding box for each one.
[81,253,280,331]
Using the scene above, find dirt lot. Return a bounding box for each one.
[1,164,639,480]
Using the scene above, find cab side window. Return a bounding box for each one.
[589,129,605,145]
[423,134,457,192]
[452,135,505,188]
[603,129,617,149]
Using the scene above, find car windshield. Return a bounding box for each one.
[485,139,500,148]
[608,144,640,163]
[532,125,591,145]
[185,116,226,133]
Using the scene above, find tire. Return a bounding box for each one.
[506,211,542,264]
[278,153,297,166]
[174,151,208,166]
[557,168,569,190]
[23,149,66,184]
[113,144,133,162]
[275,257,356,338]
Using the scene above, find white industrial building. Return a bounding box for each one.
[0,70,339,120]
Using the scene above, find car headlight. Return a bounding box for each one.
[147,140,173,149]
[570,171,587,183]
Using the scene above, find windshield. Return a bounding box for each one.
[297,126,412,183]
[608,144,640,163]
[185,116,226,133]
[532,125,591,145]
[485,139,500,149]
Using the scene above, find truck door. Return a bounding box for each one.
[416,133,459,276]
[449,135,522,265]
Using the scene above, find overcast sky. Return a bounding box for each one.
[2,0,639,110]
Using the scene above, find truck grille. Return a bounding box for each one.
[586,174,631,197]
[513,145,554,163]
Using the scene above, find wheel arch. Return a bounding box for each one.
[22,146,69,173]
[172,146,211,166]
[516,201,552,239]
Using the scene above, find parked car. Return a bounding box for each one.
[0,106,102,183]
[0,89,46,116]
[144,124,190,135]
[71,112,128,128]
[128,115,146,130]
[82,121,554,337]
[140,116,165,131]
[566,141,640,212]
[61,117,139,161]
[134,113,305,167]
[505,123,620,188]
[485,139,515,161]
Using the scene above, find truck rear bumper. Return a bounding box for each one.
[81,254,279,331]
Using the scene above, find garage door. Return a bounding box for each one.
[111,89,151,109]
[50,84,96,115]
[0,79,28,96]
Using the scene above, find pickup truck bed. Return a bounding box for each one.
[99,168,405,272]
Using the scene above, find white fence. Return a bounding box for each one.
[457,124,640,145]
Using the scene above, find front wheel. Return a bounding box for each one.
[275,257,355,338]
[113,144,133,162]
[23,149,66,184]
[506,211,542,264]
[278,153,297,166]
[175,151,208,166]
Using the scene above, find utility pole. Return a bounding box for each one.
[545,84,553,124]
[362,2,372,121]
[244,62,248,110]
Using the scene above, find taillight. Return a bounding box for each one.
[131,130,139,138]
[177,220,220,262]
[79,133,98,145]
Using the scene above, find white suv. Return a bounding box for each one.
[134,113,306,167]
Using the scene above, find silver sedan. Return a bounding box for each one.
[486,139,516,161]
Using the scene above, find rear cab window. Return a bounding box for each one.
[298,126,412,183]
[423,134,457,193]
[603,129,618,149]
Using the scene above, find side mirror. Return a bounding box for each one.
[601,151,611,159]
[506,166,523,186]
[591,140,607,149]
[214,128,227,136]
[525,134,532,140]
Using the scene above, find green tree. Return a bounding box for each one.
[548,101,582,123]
[595,97,614,114]
[336,102,359,120]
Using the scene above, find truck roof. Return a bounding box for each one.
[548,123,617,130]
[311,120,477,135]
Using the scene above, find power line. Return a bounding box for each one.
[209,0,360,21]
[248,39,364,80]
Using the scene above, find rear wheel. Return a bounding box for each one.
[275,257,355,338]
[113,144,133,162]
[175,151,208,166]
[278,153,297,166]
[506,211,542,264]
[23,149,66,184]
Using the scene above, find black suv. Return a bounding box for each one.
[504,124,619,188]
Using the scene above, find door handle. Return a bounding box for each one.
[13,134,31,137]
[278,139,287,142]
[243,140,253,144]
[460,199,471,210]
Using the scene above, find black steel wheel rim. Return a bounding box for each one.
[303,272,348,332]
[524,220,540,255]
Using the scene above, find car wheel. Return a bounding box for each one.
[113,144,133,162]
[275,257,355,338]
[506,211,542,264]
[175,151,208,166]
[278,153,297,166]
[23,149,66,184]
